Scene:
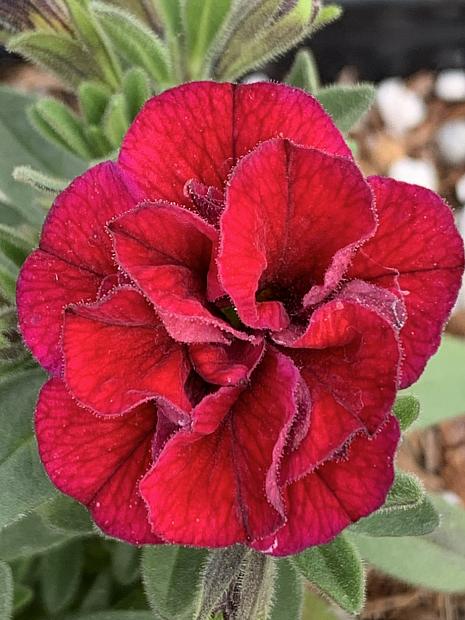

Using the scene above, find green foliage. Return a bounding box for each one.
[123,68,151,121]
[285,48,320,93]
[142,545,208,620]
[13,165,68,194]
[271,560,303,620]
[65,613,154,620]
[103,93,130,148]
[393,395,420,431]
[0,561,13,620]
[291,533,365,614]
[351,472,439,537]
[317,84,376,133]
[13,583,34,615]
[351,495,465,592]
[110,543,140,586]
[40,540,84,614]
[225,553,276,620]
[39,494,95,535]
[403,335,465,428]
[79,81,111,125]
[302,591,338,620]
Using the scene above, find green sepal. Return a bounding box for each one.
[123,67,151,121]
[92,2,171,86]
[316,83,376,133]
[30,98,93,160]
[103,93,130,148]
[350,472,439,537]
[285,47,320,93]
[39,539,84,614]
[0,560,13,620]
[182,0,233,79]
[271,560,303,620]
[393,395,420,431]
[65,0,123,90]
[7,31,98,89]
[227,552,276,620]
[312,4,343,30]
[291,533,365,614]
[13,165,68,195]
[142,545,208,620]
[79,81,112,126]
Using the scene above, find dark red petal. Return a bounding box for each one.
[16,163,143,374]
[118,82,351,205]
[280,299,400,482]
[36,378,161,545]
[140,350,299,547]
[349,177,465,387]
[63,287,190,415]
[254,415,400,556]
[188,339,265,386]
[110,202,238,343]
[17,251,101,375]
[219,139,375,330]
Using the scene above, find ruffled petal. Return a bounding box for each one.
[35,378,161,544]
[118,82,351,205]
[254,415,400,556]
[17,162,143,374]
[140,350,299,547]
[349,177,465,387]
[63,287,190,415]
[219,139,375,330]
[110,202,240,343]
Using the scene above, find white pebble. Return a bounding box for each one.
[435,69,465,102]
[436,120,465,166]
[377,78,426,135]
[456,173,465,205]
[389,157,438,191]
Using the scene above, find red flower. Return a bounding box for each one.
[18,82,464,555]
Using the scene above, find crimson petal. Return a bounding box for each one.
[254,415,400,556]
[219,139,376,330]
[36,379,161,545]
[17,162,143,374]
[118,82,352,205]
[349,177,465,387]
[63,287,190,415]
[140,350,299,547]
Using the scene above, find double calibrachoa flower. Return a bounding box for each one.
[18,82,464,555]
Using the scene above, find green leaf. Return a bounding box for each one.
[84,125,113,159]
[79,81,111,125]
[291,533,365,614]
[0,224,34,267]
[153,0,183,36]
[103,93,130,148]
[79,571,113,612]
[65,613,154,620]
[393,395,420,431]
[66,0,123,90]
[402,335,465,428]
[39,494,94,535]
[228,552,276,620]
[285,48,320,93]
[270,560,303,620]
[302,591,339,620]
[110,543,140,586]
[351,473,439,537]
[312,4,343,30]
[182,0,233,79]
[123,68,151,121]
[0,513,70,562]
[351,494,465,592]
[32,98,93,160]
[13,165,68,194]
[92,2,170,85]
[0,86,85,226]
[0,369,59,530]
[7,31,98,89]
[316,84,375,133]
[40,539,84,614]
[142,545,208,620]
[0,561,13,620]
[0,268,16,303]
[12,583,33,615]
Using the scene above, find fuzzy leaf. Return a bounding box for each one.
[13,583,33,615]
[270,560,303,620]
[40,540,84,614]
[351,495,465,592]
[0,224,33,268]
[316,84,375,133]
[32,98,93,160]
[79,81,111,125]
[285,47,320,92]
[123,67,151,121]
[152,0,183,35]
[65,613,154,620]
[92,2,170,85]
[229,553,276,620]
[84,125,113,158]
[0,561,13,620]
[39,495,94,535]
[13,165,68,194]
[0,513,71,562]
[402,335,465,428]
[393,395,420,431]
[0,369,59,530]
[8,31,98,89]
[103,93,130,148]
[110,543,140,586]
[313,4,342,30]
[142,545,208,620]
[79,571,112,612]
[0,268,17,303]
[291,533,365,614]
